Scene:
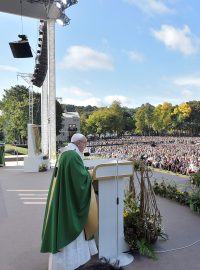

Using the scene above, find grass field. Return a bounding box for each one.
[5,144,28,155]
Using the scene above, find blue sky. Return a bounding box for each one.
[0,0,200,108]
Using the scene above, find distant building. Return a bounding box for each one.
[57,111,80,143]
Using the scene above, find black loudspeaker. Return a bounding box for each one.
[9,41,33,58]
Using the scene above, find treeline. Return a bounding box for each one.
[133,101,200,136]
[1,85,200,143]
[67,101,200,137]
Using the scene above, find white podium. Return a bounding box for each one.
[84,159,134,267]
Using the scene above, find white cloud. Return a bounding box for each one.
[60,45,114,71]
[125,0,174,14]
[145,95,180,105]
[151,24,199,55]
[61,86,92,97]
[128,51,145,62]
[0,65,19,72]
[173,75,200,87]
[62,97,102,107]
[181,90,193,99]
[60,86,101,106]
[104,95,132,107]
[59,88,198,108]
[58,86,134,107]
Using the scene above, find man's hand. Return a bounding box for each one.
[88,169,93,178]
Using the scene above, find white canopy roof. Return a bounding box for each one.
[0,0,60,20]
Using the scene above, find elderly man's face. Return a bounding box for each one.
[77,138,87,153]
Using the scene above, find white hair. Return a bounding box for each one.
[71,133,85,143]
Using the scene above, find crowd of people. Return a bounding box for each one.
[87,136,200,175]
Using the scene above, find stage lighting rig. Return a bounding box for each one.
[56,0,78,26]
[56,13,70,26]
[31,20,48,88]
[56,0,78,9]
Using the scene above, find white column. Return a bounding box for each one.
[41,74,49,156]
[27,124,36,157]
[47,19,57,166]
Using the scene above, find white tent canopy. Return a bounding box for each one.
[0,0,60,20]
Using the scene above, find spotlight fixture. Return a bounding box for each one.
[65,0,78,8]
[56,1,65,9]
[9,34,33,58]
[56,14,71,26]
[56,0,78,9]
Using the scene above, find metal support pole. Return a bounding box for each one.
[41,74,49,156]
[29,82,34,124]
[47,19,57,166]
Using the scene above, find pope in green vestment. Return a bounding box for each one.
[41,149,92,254]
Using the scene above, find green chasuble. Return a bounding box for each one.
[40,150,92,254]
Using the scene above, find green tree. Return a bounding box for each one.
[76,105,98,115]
[86,108,109,136]
[80,113,92,135]
[85,101,126,137]
[0,85,29,143]
[63,104,76,112]
[122,110,135,134]
[186,101,200,135]
[171,103,191,135]
[0,85,63,143]
[63,104,98,115]
[152,102,173,135]
[0,109,4,141]
[109,101,124,136]
[135,103,155,135]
